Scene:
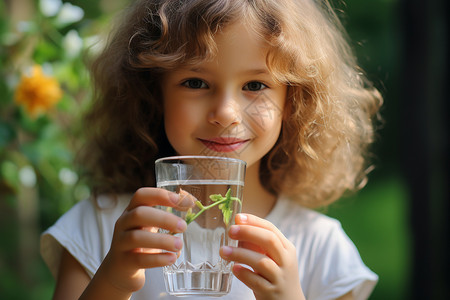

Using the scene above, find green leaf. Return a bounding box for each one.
[185,212,196,225]
[209,194,222,202]
[195,200,204,209]
[0,160,19,190]
[0,121,16,149]
[223,209,232,226]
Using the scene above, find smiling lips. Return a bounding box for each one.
[199,137,250,153]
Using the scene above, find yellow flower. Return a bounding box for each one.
[14,65,63,117]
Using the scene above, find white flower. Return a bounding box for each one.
[41,62,55,75]
[59,167,78,185]
[63,29,83,58]
[19,165,37,188]
[56,3,84,26]
[39,0,63,17]
[17,21,33,33]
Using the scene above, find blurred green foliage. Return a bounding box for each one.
[0,0,408,299]
[0,0,125,298]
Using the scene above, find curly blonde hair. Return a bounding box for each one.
[81,0,382,208]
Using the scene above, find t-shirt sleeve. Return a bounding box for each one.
[40,197,123,279]
[307,220,378,300]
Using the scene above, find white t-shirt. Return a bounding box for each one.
[41,195,377,300]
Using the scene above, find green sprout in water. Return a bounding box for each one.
[184,188,242,226]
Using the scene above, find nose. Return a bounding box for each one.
[207,92,241,127]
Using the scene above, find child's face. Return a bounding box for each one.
[161,22,287,167]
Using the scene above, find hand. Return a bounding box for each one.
[91,188,195,296]
[220,214,306,300]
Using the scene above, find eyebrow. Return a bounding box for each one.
[245,69,270,75]
[187,67,270,76]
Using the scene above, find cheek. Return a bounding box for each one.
[163,102,200,152]
[164,102,185,143]
[244,96,284,135]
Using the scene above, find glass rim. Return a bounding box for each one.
[155,155,247,166]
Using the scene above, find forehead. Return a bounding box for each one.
[213,22,268,63]
[174,21,270,73]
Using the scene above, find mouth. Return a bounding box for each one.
[198,137,250,153]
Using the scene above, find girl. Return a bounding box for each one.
[41,0,382,299]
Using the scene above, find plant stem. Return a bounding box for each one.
[186,198,227,225]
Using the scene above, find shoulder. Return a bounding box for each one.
[269,197,378,300]
[44,194,129,248]
[267,197,349,264]
[267,197,342,239]
[40,194,131,278]
[269,196,368,265]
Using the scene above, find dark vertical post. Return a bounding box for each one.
[399,0,449,299]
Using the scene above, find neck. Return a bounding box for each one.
[242,160,277,218]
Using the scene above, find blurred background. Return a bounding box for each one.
[0,0,448,299]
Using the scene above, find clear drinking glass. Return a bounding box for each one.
[155,155,246,297]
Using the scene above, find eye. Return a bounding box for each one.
[243,81,267,91]
[181,79,208,89]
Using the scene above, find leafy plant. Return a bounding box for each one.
[185,188,242,226]
[0,1,122,299]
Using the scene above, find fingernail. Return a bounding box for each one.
[168,254,177,264]
[229,225,239,236]
[237,214,247,223]
[174,237,183,251]
[177,189,196,207]
[177,219,187,231]
[222,246,232,256]
[169,192,180,204]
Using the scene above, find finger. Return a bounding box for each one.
[119,230,183,253]
[232,264,272,293]
[220,246,279,283]
[238,241,265,254]
[131,251,178,269]
[126,188,194,211]
[119,205,187,233]
[235,214,288,247]
[176,188,198,211]
[228,224,285,265]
